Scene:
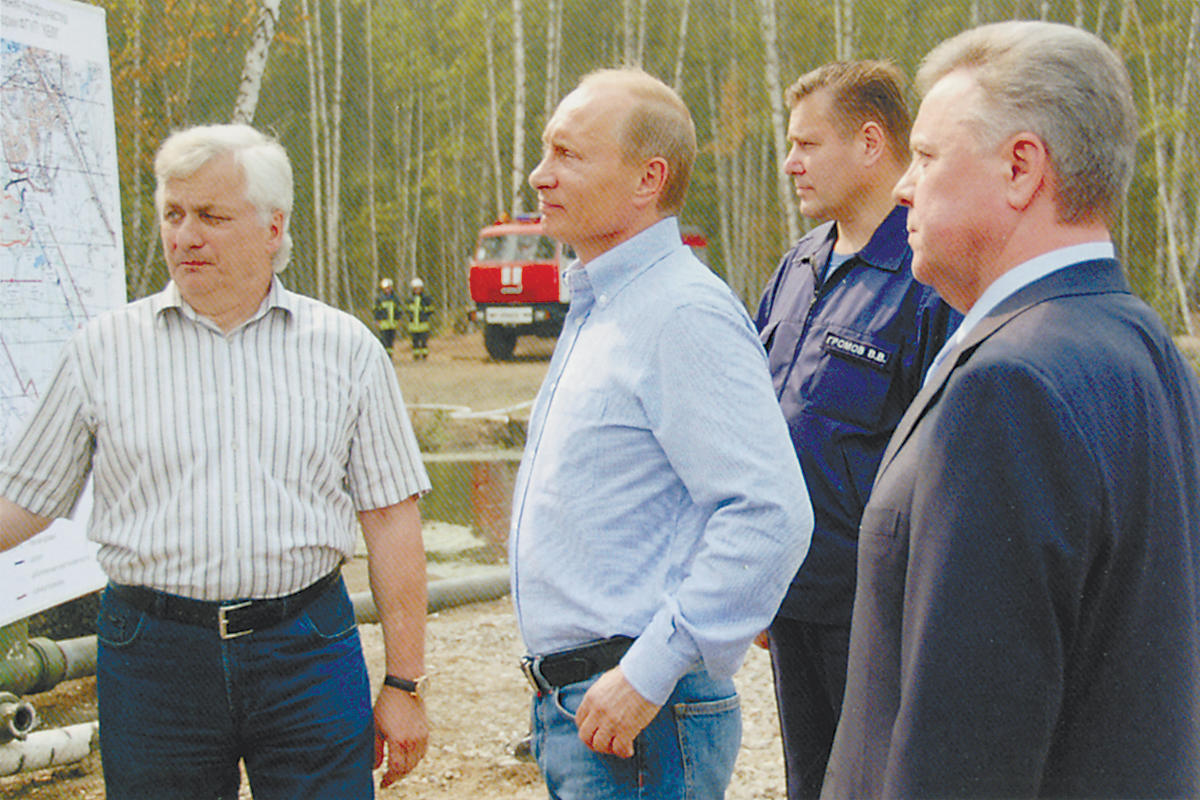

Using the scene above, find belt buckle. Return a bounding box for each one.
[520,656,548,695]
[218,601,254,640]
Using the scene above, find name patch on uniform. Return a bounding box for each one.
[822,332,893,371]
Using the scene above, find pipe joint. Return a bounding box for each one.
[0,692,38,743]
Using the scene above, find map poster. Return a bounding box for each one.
[1,0,125,626]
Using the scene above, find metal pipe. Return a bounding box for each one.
[0,629,92,697]
[353,567,511,624]
[0,692,37,743]
[2,570,511,696]
[0,721,98,777]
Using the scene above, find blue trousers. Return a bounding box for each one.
[96,577,374,799]
[531,667,742,799]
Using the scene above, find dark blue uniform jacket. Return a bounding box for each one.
[755,206,960,624]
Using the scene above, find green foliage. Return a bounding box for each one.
[90,0,1200,329]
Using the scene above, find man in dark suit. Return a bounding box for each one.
[823,21,1200,798]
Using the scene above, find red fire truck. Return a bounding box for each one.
[468,213,709,360]
[468,213,571,360]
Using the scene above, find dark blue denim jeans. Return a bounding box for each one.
[96,577,374,799]
[531,666,742,799]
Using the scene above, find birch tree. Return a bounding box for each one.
[673,0,691,91]
[1130,0,1197,334]
[510,0,527,215]
[544,0,564,119]
[757,0,799,245]
[323,0,345,304]
[230,0,281,124]
[365,0,379,289]
[304,0,328,298]
[486,5,504,215]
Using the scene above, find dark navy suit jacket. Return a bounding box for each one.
[824,259,1200,797]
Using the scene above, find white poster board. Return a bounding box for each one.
[0,0,125,625]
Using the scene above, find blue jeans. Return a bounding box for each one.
[96,577,374,799]
[531,667,742,799]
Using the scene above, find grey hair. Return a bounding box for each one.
[154,124,294,272]
[916,21,1137,225]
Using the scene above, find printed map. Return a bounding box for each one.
[1,0,124,624]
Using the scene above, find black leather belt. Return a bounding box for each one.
[521,635,635,695]
[108,570,342,640]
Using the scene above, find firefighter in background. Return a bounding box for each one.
[373,277,401,355]
[406,277,434,360]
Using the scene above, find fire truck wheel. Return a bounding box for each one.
[483,324,518,361]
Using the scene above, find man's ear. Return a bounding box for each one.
[1005,131,1049,211]
[267,209,286,250]
[859,120,887,166]
[633,157,670,210]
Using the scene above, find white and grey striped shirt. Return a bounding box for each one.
[0,279,430,601]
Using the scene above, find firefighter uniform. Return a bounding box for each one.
[406,278,434,360]
[373,278,402,355]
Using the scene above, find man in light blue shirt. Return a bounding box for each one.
[511,68,814,798]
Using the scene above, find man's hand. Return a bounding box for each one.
[574,667,661,759]
[373,687,429,788]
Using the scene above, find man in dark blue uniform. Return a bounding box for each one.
[754,61,960,800]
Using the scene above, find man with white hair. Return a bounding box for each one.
[0,124,431,797]
[823,22,1200,798]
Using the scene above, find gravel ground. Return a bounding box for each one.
[370,596,787,800]
[0,587,786,799]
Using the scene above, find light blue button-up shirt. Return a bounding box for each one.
[923,242,1116,386]
[510,217,814,705]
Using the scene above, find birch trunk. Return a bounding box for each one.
[131,0,154,298]
[486,8,504,215]
[409,92,425,280]
[636,0,648,67]
[308,0,329,299]
[231,0,281,125]
[544,0,563,120]
[672,0,690,92]
[394,96,412,280]
[1132,0,1195,333]
[324,0,344,305]
[510,0,527,215]
[365,0,379,295]
[757,0,799,246]
[623,0,634,65]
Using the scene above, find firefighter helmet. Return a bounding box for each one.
[410,277,425,292]
[380,278,394,291]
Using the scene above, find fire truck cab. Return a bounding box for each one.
[468,213,571,360]
[468,214,710,360]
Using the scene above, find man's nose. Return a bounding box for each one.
[893,165,915,207]
[782,147,802,175]
[529,158,553,191]
[174,215,204,247]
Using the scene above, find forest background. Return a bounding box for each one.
[97,0,1200,335]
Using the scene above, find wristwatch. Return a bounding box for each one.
[383,674,428,699]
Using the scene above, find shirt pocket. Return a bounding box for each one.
[760,319,803,387]
[806,325,899,431]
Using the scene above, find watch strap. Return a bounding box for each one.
[383,674,426,695]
